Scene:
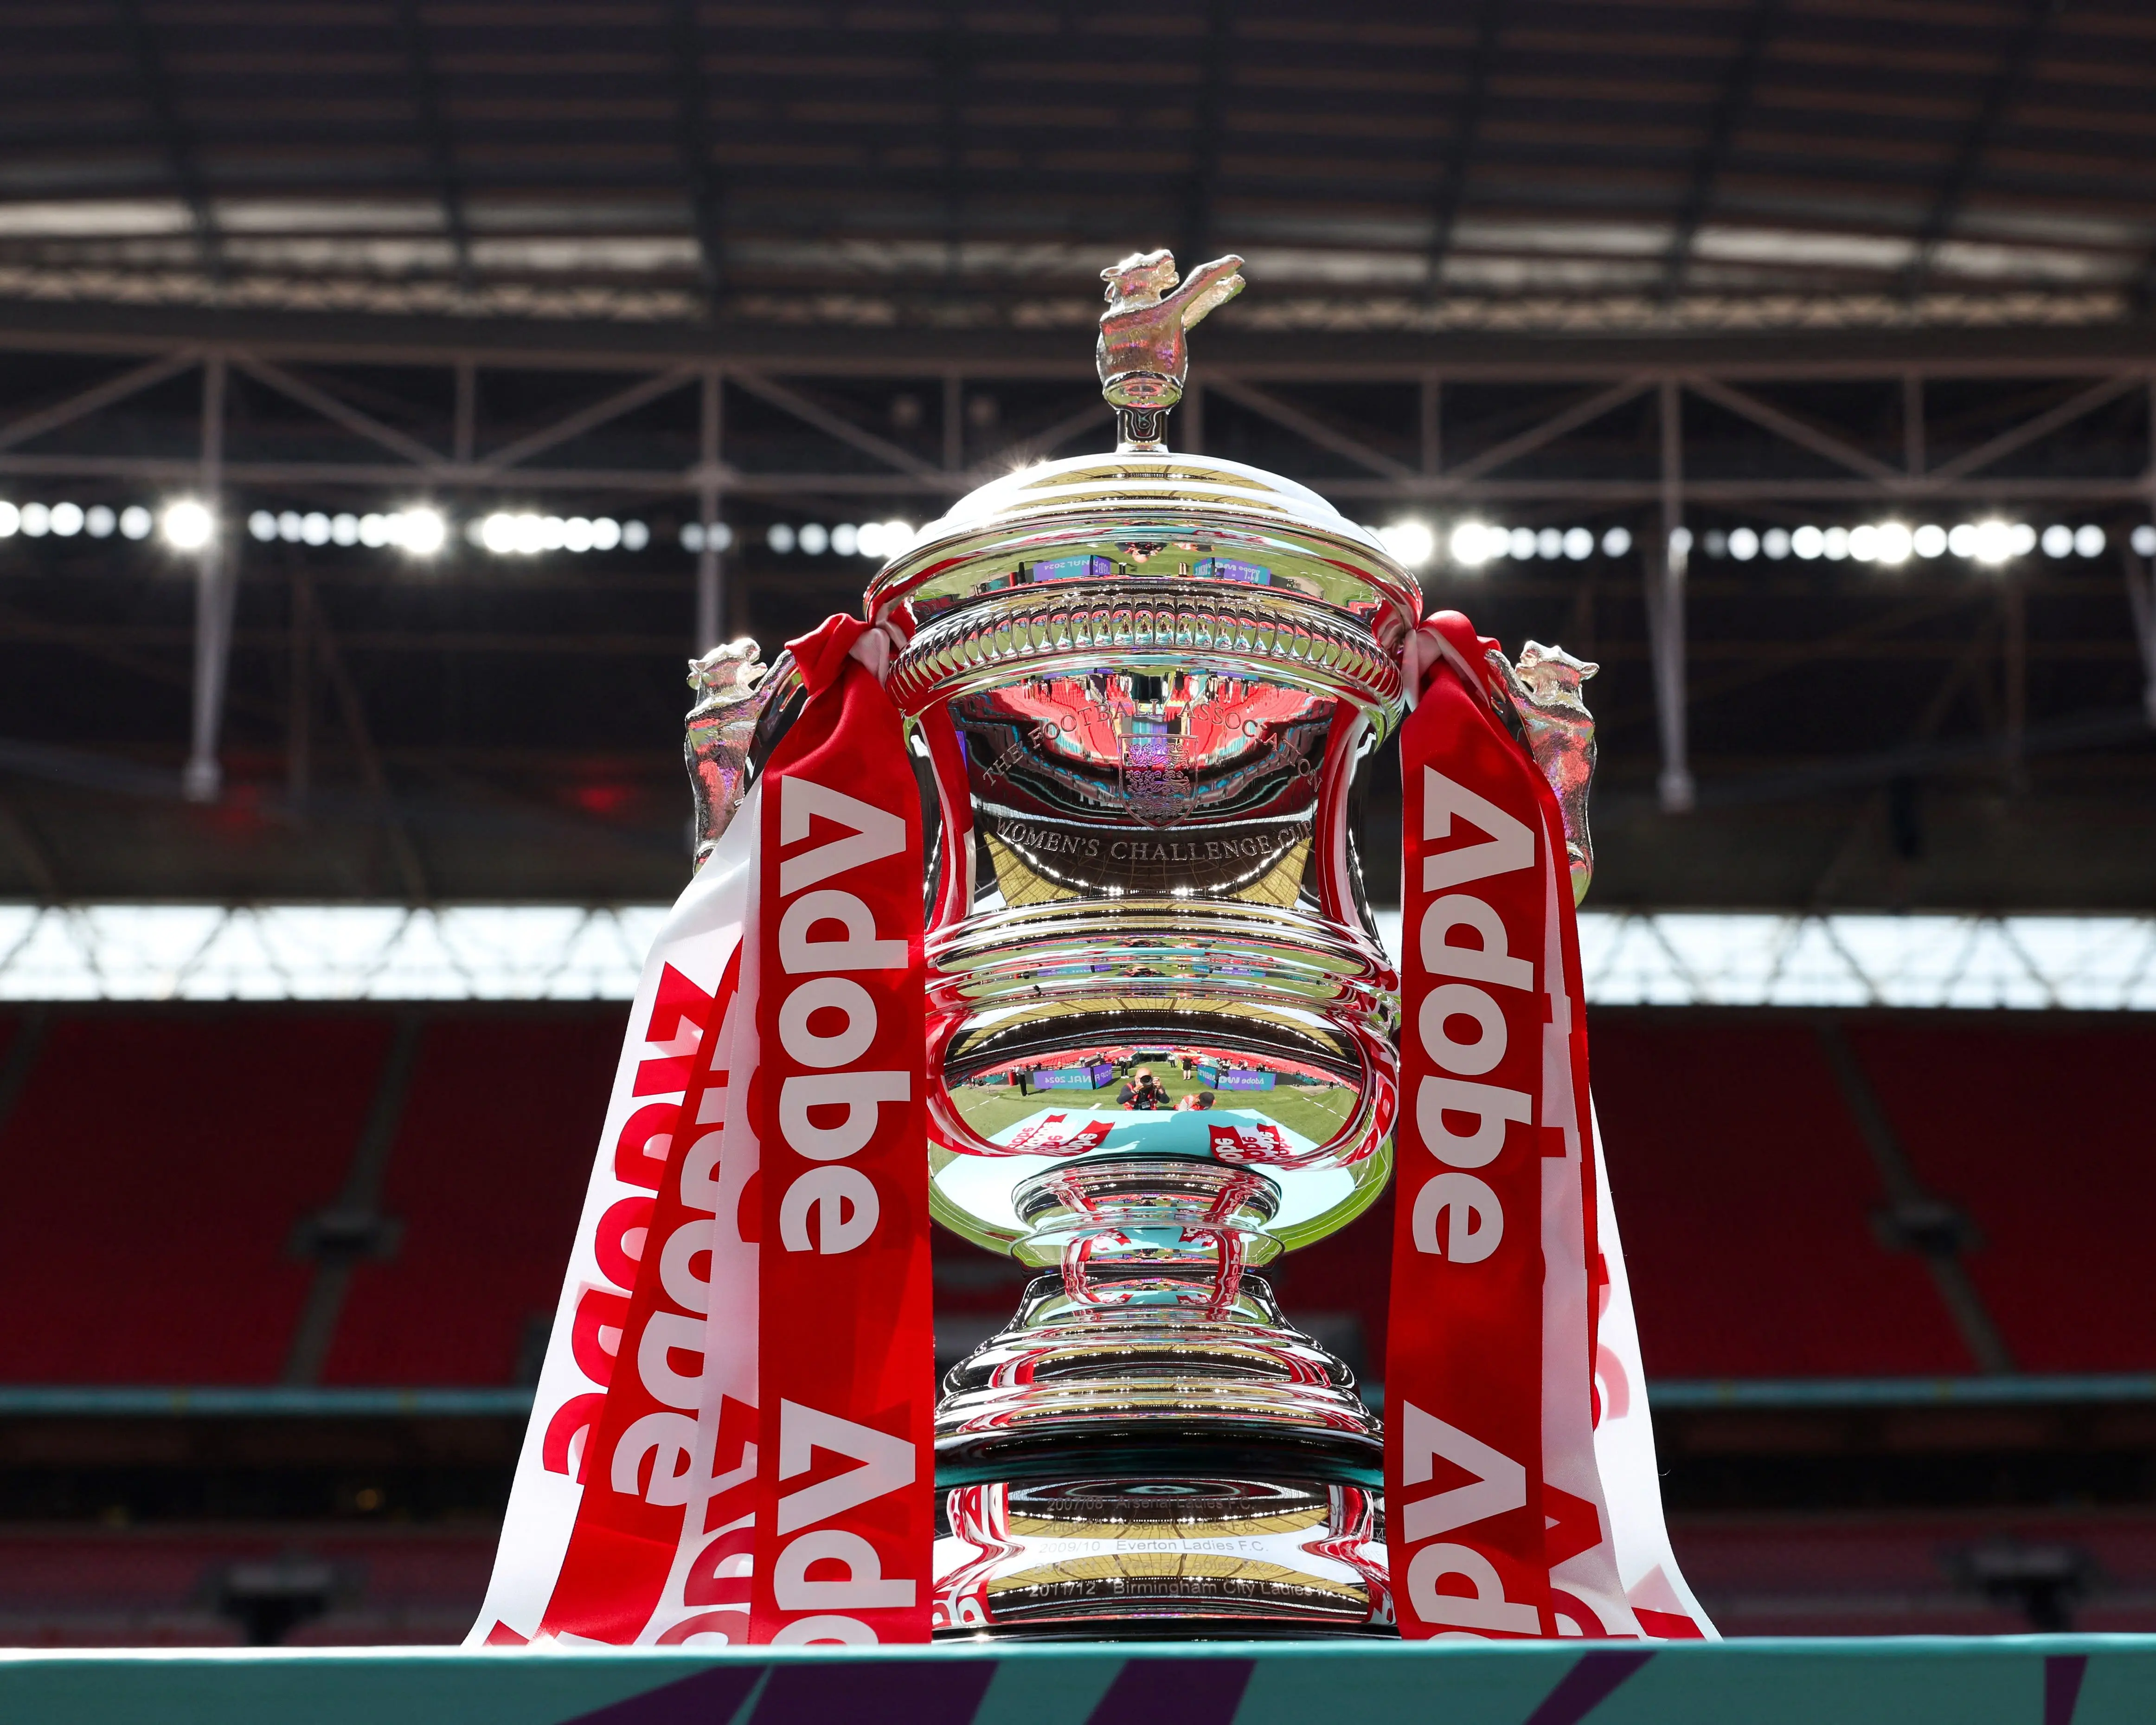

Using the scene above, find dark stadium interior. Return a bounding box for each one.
[0,0,2153,1651]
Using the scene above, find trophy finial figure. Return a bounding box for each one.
[1096,249,1245,453]
[684,637,770,870]
[1486,639,1601,905]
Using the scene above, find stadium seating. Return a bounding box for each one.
[0,1006,2149,1388]
[0,1011,394,1383]
[322,1013,621,1386]
[1847,1022,2156,1374]
[1674,1509,2156,1637]
[4,1510,2149,1646]
[0,1526,494,1648]
[1590,1017,1975,1379]
[1,1004,2153,1649]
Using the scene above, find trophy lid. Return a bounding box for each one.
[866,451,1423,637]
[864,252,1422,643]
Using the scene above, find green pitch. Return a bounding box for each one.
[951,1064,1357,1145]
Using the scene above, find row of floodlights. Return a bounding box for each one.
[749,520,922,558]
[250,508,450,554]
[0,500,167,543]
[470,513,651,555]
[252,510,654,556]
[1377,523,1625,565]
[6,497,2149,575]
[1700,521,2119,565]
[0,499,660,558]
[1372,519,2153,569]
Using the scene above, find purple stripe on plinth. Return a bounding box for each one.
[2045,1654,2088,1725]
[748,1659,997,1725]
[563,1664,764,1725]
[1520,1650,1657,1725]
[1081,1658,1257,1725]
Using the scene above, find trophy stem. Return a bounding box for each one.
[1114,404,1171,453]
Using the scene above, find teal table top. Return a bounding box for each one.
[1,1635,2152,1725]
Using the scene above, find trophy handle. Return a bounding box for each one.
[914,702,976,935]
[683,638,808,871]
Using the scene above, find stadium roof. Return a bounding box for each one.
[0,4,2152,916]
[4,1,2155,337]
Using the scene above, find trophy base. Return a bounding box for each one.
[934,1621,1399,1642]
[932,1472,1393,1639]
[931,1174,1393,1639]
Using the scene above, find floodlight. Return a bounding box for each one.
[161,498,214,550]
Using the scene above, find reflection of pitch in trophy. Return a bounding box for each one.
[695,251,1602,1639]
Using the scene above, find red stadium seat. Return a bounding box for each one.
[0,1012,394,1383]
[1847,1021,2156,1373]
[0,1005,2145,1391]
[1669,1508,2156,1636]
[1590,1017,1973,1379]
[322,1013,621,1385]
[0,1526,495,1647]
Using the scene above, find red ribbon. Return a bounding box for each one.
[1386,618,1560,1638]
[534,614,934,1647]
[537,951,743,1642]
[746,618,935,1645]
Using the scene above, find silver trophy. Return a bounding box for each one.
[693,252,1598,1638]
